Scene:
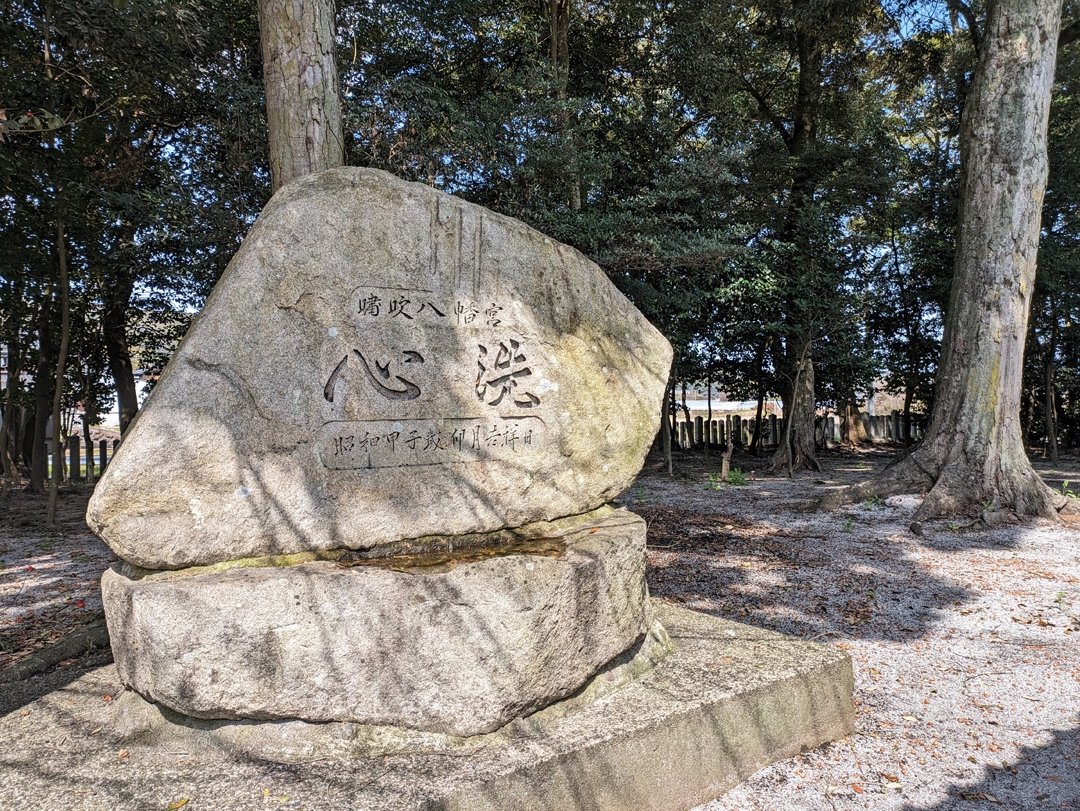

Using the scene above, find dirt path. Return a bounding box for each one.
[1,451,1079,810]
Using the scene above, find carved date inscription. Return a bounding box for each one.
[319,417,545,470]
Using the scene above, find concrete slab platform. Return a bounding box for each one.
[433,603,855,811]
[0,603,853,811]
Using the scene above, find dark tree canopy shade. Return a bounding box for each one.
[3,0,1080,524]
[1,0,269,490]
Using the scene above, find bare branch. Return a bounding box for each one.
[0,99,120,140]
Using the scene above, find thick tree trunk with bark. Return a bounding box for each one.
[820,0,1072,519]
[771,337,821,474]
[258,0,344,193]
[764,0,825,473]
[548,0,581,210]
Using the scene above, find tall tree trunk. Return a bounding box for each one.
[766,0,825,472]
[705,372,712,458]
[21,414,35,477]
[680,379,691,446]
[902,384,915,447]
[1043,344,1058,461]
[258,0,344,193]
[770,336,821,473]
[30,300,52,494]
[667,376,677,445]
[102,275,139,436]
[749,384,765,454]
[821,0,1070,519]
[748,338,768,454]
[1,337,24,486]
[47,220,71,524]
[662,376,673,476]
[548,0,580,210]
[843,397,870,446]
[82,414,95,486]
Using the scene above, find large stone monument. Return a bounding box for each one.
[90,167,670,735]
[91,168,853,809]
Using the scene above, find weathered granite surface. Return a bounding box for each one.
[80,603,851,811]
[102,508,652,736]
[87,167,672,570]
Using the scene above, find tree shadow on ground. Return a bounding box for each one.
[638,446,1080,647]
[0,486,116,677]
[906,722,1080,810]
[637,499,971,645]
[0,648,114,716]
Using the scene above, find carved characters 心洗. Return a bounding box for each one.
[330,292,545,411]
[323,355,349,403]
[476,340,540,408]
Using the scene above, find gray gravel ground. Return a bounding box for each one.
[632,450,1080,811]
[2,451,1079,810]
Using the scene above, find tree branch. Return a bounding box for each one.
[736,76,791,146]
[947,0,983,57]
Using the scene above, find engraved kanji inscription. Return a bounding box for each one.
[358,293,381,316]
[389,295,413,319]
[323,356,348,403]
[319,417,545,469]
[455,301,480,325]
[323,349,426,403]
[418,301,446,317]
[475,340,540,408]
[355,349,422,400]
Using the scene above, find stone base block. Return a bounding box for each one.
[113,603,854,811]
[102,508,650,736]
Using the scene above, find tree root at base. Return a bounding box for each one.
[815,451,1072,523]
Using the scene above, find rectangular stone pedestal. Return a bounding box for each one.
[435,604,854,811]
[113,602,853,811]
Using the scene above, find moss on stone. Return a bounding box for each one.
[128,504,621,581]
